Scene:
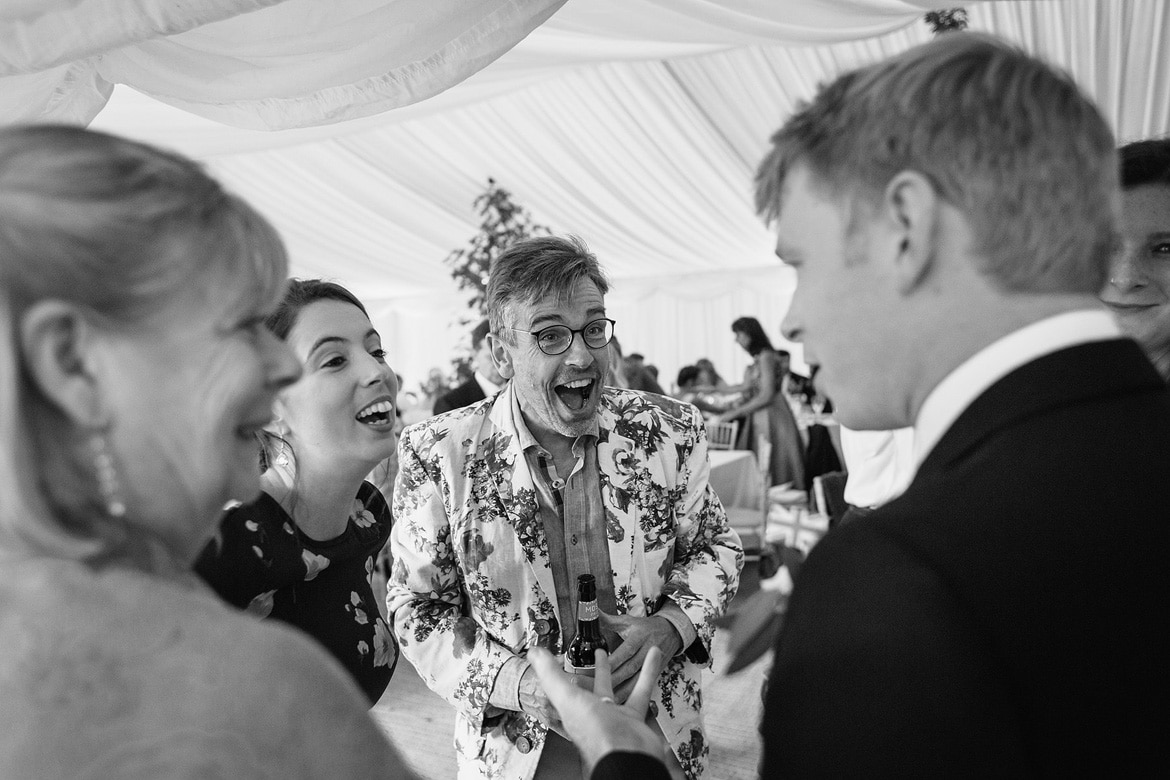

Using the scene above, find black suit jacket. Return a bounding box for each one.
[432,376,487,415]
[762,339,1170,776]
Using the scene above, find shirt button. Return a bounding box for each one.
[648,701,659,718]
[516,736,533,754]
[570,534,578,545]
[534,619,551,635]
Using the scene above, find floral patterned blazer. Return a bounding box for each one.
[387,384,743,780]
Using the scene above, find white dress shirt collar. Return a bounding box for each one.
[913,309,1121,469]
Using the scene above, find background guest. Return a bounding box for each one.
[675,365,727,416]
[0,125,407,777]
[713,316,806,489]
[693,357,728,391]
[1100,137,1170,381]
[775,349,811,400]
[607,335,632,388]
[623,351,666,394]
[195,279,399,705]
[433,319,506,414]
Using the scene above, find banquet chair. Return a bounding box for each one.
[706,420,739,450]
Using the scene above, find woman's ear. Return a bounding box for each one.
[487,332,515,380]
[19,300,108,427]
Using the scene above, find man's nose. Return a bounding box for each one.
[562,332,595,366]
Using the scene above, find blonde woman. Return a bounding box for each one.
[0,125,411,777]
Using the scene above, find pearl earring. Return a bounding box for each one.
[88,432,127,518]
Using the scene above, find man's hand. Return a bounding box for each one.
[600,613,682,700]
[518,664,568,739]
[529,647,668,776]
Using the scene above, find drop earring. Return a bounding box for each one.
[88,432,127,518]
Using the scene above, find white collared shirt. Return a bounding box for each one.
[840,427,916,509]
[474,371,503,398]
[912,310,1121,470]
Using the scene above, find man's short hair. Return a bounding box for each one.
[1120,138,1170,190]
[755,32,1118,295]
[486,235,610,342]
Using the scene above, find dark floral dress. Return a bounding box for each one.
[194,481,397,704]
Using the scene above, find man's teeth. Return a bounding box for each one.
[563,379,592,389]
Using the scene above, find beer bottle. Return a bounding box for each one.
[564,574,608,685]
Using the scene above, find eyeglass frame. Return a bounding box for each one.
[508,318,617,356]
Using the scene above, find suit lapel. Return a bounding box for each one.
[918,339,1162,479]
[484,384,560,606]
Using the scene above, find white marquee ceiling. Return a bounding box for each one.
[4,0,1169,388]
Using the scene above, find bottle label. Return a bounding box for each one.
[577,599,599,621]
[563,656,596,674]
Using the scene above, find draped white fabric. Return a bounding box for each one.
[4,0,1169,392]
[0,0,568,127]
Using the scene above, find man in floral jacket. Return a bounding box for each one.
[388,235,743,780]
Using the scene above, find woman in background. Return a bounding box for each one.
[693,357,729,390]
[714,316,806,489]
[196,279,399,705]
[0,125,406,776]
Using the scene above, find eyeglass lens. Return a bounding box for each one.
[537,319,613,355]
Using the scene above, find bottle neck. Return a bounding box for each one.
[576,598,602,637]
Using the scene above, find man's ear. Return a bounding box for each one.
[882,170,940,293]
[486,332,514,380]
[19,300,109,428]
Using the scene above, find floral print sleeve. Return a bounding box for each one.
[668,401,744,662]
[387,422,517,727]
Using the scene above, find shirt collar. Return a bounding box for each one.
[913,309,1121,468]
[508,383,599,454]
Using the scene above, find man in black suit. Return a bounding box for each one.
[531,32,1169,778]
[432,319,505,414]
[775,348,810,399]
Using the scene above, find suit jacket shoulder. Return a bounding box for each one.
[763,339,1170,776]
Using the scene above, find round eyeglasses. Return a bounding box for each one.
[510,318,616,356]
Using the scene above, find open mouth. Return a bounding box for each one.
[554,378,595,412]
[356,399,395,426]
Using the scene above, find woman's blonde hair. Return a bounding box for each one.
[0,125,288,559]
